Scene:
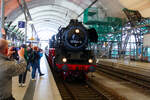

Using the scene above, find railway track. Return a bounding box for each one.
[46,56,112,100]
[46,56,128,100]
[97,64,150,89]
[53,73,109,100]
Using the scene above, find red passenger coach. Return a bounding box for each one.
[48,48,55,66]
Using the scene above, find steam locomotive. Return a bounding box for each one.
[48,19,98,80]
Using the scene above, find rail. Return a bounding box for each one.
[97,64,150,89]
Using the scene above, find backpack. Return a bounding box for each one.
[30,51,40,63]
[27,48,35,63]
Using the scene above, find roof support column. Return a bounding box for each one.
[24,20,27,43]
[0,0,5,38]
[20,0,29,44]
[19,0,28,43]
[20,0,38,42]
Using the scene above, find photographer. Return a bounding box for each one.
[0,39,26,100]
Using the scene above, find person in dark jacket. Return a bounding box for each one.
[37,48,44,76]
[0,39,26,100]
[18,44,29,87]
[30,46,44,80]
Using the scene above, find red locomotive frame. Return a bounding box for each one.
[48,48,96,80]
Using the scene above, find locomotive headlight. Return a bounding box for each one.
[62,58,67,63]
[88,59,93,63]
[75,29,80,33]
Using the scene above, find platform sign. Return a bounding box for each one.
[18,21,25,28]
[143,33,150,47]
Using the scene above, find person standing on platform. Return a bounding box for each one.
[18,44,29,87]
[30,46,44,80]
[37,48,44,77]
[26,44,33,71]
[0,39,26,100]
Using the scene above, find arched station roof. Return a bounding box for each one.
[1,0,150,41]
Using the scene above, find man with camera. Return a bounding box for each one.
[0,39,27,100]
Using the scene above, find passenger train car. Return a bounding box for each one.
[48,19,98,80]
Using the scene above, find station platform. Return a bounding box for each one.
[91,59,150,100]
[97,59,150,77]
[12,55,62,100]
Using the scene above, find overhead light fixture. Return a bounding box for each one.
[28,20,33,25]
[29,37,35,40]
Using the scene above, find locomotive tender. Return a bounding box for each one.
[48,19,98,80]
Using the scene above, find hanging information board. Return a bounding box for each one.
[18,21,25,28]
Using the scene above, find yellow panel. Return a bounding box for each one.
[120,0,146,8]
[140,7,150,17]
[119,0,150,17]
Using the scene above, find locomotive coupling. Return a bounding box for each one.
[88,66,96,72]
[62,65,68,72]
